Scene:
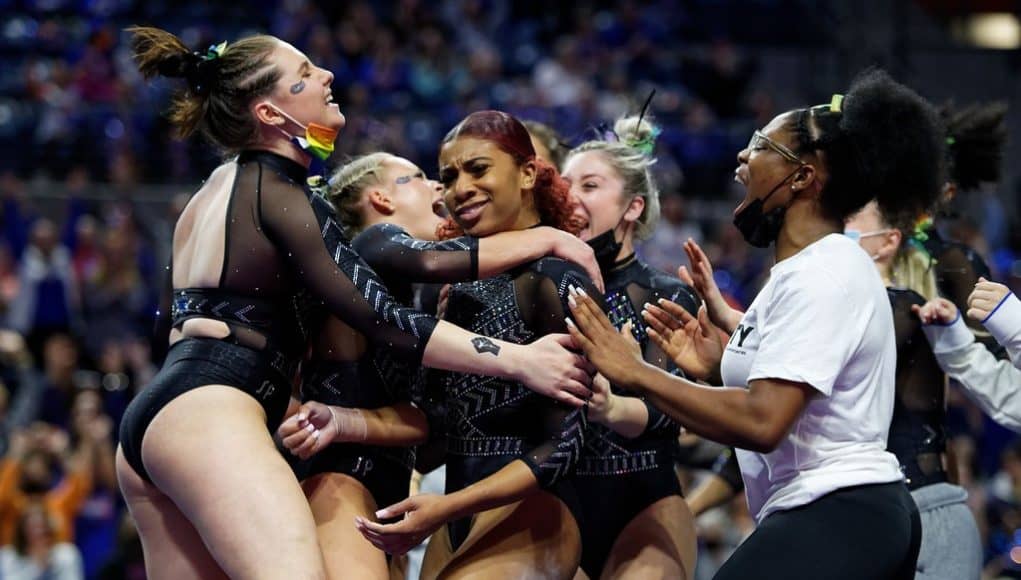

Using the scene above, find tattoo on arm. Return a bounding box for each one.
[471,336,501,356]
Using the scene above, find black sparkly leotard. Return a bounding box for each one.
[574,255,701,577]
[300,223,479,510]
[886,288,949,490]
[440,256,604,551]
[119,151,437,483]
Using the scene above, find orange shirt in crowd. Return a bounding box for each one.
[0,457,92,545]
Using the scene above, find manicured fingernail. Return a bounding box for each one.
[568,294,577,307]
[565,317,575,327]
[305,424,315,433]
[577,287,587,296]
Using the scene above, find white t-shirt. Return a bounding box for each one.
[0,543,83,580]
[720,233,902,523]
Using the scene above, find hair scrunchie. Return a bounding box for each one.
[157,41,227,96]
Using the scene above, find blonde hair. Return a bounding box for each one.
[326,153,392,234]
[566,115,661,240]
[871,203,938,300]
[891,245,938,301]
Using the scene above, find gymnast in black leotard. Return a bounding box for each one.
[354,111,606,580]
[115,30,592,580]
[561,115,700,580]
[277,152,601,579]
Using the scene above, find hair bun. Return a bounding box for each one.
[826,68,944,225]
[614,115,661,155]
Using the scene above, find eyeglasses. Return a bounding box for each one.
[844,228,894,242]
[748,131,803,164]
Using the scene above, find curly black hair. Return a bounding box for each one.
[942,101,1008,191]
[786,68,946,229]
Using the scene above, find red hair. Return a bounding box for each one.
[437,110,581,239]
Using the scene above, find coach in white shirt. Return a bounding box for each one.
[566,70,944,580]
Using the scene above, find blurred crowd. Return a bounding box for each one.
[0,0,1019,579]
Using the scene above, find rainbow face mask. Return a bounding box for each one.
[264,102,338,161]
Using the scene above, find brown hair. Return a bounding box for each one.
[437,110,581,239]
[128,26,282,151]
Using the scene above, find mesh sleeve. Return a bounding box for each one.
[260,186,437,363]
[890,288,947,412]
[152,257,173,362]
[642,395,679,437]
[517,259,605,488]
[352,223,479,283]
[630,277,700,436]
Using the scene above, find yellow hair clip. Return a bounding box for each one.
[830,94,845,113]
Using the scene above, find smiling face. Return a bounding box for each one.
[561,150,631,242]
[438,137,538,237]
[381,157,447,240]
[258,41,345,134]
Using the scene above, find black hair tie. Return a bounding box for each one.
[158,41,227,97]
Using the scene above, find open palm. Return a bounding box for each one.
[643,300,724,381]
[678,239,743,334]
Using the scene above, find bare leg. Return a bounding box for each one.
[600,496,697,580]
[422,491,581,580]
[141,385,326,580]
[117,447,228,580]
[303,472,390,580]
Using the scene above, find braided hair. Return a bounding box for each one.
[129,26,282,151]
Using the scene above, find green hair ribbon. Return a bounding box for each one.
[624,126,662,155]
[203,41,227,61]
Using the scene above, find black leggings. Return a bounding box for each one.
[715,481,921,580]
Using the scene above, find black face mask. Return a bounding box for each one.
[586,227,624,271]
[732,167,803,248]
[586,199,637,271]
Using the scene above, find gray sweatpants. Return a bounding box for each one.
[912,483,981,580]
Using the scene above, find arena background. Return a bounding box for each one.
[0,1,1019,578]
